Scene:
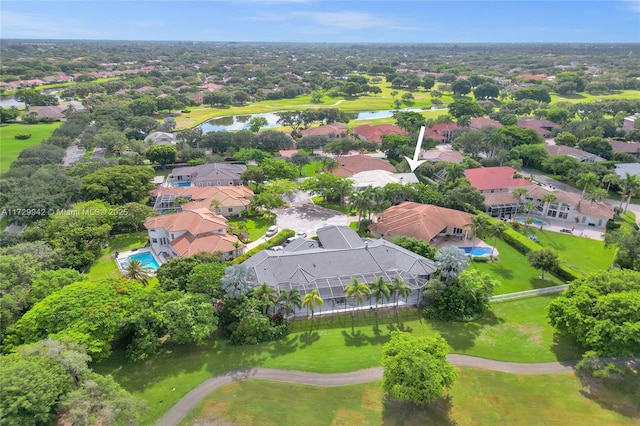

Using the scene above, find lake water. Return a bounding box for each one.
[0,90,63,108]
[199,108,429,133]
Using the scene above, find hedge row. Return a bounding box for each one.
[478,213,581,282]
[231,229,296,264]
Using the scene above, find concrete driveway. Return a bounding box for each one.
[274,191,351,236]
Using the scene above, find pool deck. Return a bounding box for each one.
[432,236,498,258]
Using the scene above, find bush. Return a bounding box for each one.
[606,220,621,231]
[14,133,32,140]
[231,229,295,264]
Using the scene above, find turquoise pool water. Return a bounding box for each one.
[516,217,548,227]
[119,251,160,271]
[172,182,192,187]
[459,246,493,256]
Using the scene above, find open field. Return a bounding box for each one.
[95,295,580,424]
[550,89,640,104]
[86,231,150,280]
[0,122,62,173]
[181,368,639,426]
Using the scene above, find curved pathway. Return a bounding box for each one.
[156,355,580,426]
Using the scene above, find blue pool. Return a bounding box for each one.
[515,217,548,227]
[459,246,493,256]
[118,251,160,271]
[172,182,192,187]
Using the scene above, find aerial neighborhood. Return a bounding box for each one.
[0,35,639,425]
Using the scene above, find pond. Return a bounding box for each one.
[198,108,432,133]
[0,90,64,108]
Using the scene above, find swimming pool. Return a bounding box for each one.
[118,250,160,271]
[459,246,493,256]
[515,217,548,227]
[171,182,192,187]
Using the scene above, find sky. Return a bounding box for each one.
[1,0,639,43]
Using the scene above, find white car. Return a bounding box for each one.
[265,225,278,237]
[295,231,307,238]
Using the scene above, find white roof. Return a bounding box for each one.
[351,170,418,189]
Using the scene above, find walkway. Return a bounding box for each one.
[156,355,581,426]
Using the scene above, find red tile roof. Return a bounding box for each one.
[352,124,407,143]
[609,140,640,154]
[422,150,464,164]
[370,202,474,242]
[464,166,530,192]
[150,186,253,209]
[300,123,348,137]
[171,232,241,257]
[469,117,503,129]
[144,208,227,235]
[332,154,396,176]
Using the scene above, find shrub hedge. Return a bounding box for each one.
[231,229,295,264]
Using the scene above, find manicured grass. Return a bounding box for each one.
[469,237,563,294]
[0,122,62,173]
[301,160,323,177]
[311,196,353,215]
[181,369,639,426]
[85,231,150,280]
[227,214,273,242]
[94,295,580,424]
[550,89,640,104]
[523,228,615,275]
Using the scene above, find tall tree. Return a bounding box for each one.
[576,172,600,200]
[301,288,324,321]
[527,249,559,279]
[252,282,279,315]
[122,258,153,285]
[277,288,302,317]
[619,173,640,212]
[221,264,256,298]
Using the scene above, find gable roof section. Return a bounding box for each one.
[422,150,464,164]
[333,154,396,176]
[170,163,247,181]
[316,225,364,249]
[300,122,348,138]
[464,166,530,191]
[350,170,418,188]
[352,124,407,142]
[469,117,503,129]
[609,140,640,154]
[144,208,227,235]
[369,202,474,242]
[151,185,253,209]
[171,232,241,257]
[545,145,604,162]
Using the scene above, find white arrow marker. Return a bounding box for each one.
[404,125,427,172]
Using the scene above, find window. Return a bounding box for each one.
[151,238,158,243]
[228,208,233,213]
[229,182,233,185]
[560,203,571,211]
[547,210,557,218]
[170,233,175,240]
[217,181,221,185]
[558,212,568,219]
[453,227,463,234]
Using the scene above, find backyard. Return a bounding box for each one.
[86,231,154,282]
[94,295,581,424]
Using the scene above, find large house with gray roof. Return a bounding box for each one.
[167,163,247,187]
[242,225,437,316]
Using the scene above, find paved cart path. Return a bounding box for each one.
[157,354,594,426]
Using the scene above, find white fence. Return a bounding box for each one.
[490,284,570,302]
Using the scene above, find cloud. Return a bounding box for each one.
[0,10,102,38]
[291,10,399,30]
[622,0,640,13]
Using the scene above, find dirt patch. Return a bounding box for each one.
[186,400,232,426]
[331,408,368,426]
[517,324,544,345]
[360,386,383,412]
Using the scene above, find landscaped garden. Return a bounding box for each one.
[180,369,639,426]
[227,214,274,242]
[86,231,151,280]
[94,295,581,425]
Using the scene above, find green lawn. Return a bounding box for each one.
[181,368,639,426]
[311,196,353,215]
[523,228,615,275]
[95,295,580,424]
[85,232,150,280]
[227,214,274,242]
[0,122,62,173]
[470,237,563,294]
[301,160,324,177]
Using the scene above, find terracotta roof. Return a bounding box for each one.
[150,186,253,209]
[577,200,614,219]
[423,123,463,140]
[352,124,407,143]
[171,232,241,257]
[517,120,561,136]
[469,117,503,129]
[482,192,522,206]
[144,209,227,235]
[300,123,348,138]
[27,106,66,119]
[370,202,474,242]
[609,140,640,154]
[332,154,396,177]
[422,150,464,164]
[464,166,530,192]
[279,149,299,158]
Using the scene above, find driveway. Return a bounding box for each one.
[274,191,351,236]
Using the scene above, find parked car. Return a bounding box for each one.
[266,225,278,237]
[295,231,307,238]
[271,245,284,251]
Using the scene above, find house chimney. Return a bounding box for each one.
[364,241,369,250]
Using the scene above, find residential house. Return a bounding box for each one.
[144,208,244,260]
[517,119,561,137]
[332,154,396,177]
[352,124,407,143]
[469,117,503,130]
[242,225,437,315]
[167,163,247,187]
[464,166,531,194]
[609,140,640,159]
[423,123,463,143]
[145,131,178,146]
[544,145,605,162]
[300,122,348,139]
[422,150,464,164]
[370,202,474,244]
[623,113,640,131]
[350,170,418,190]
[25,105,67,121]
[150,185,254,216]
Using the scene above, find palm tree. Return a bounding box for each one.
[512,187,529,210]
[209,199,222,214]
[487,221,507,259]
[321,156,339,173]
[576,172,599,200]
[585,187,608,202]
[122,258,153,285]
[344,278,370,329]
[221,264,256,298]
[464,215,488,259]
[369,277,391,327]
[278,288,302,317]
[442,163,465,182]
[540,192,557,218]
[252,282,279,315]
[391,277,411,320]
[522,200,538,218]
[301,289,324,321]
[602,173,620,196]
[620,173,640,212]
[348,189,372,223]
